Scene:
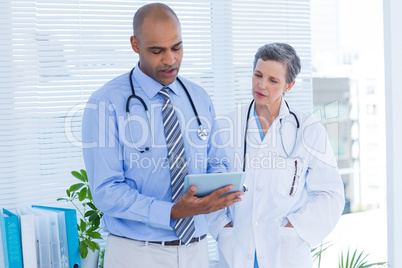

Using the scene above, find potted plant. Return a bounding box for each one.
[57,169,103,267]
[338,248,386,268]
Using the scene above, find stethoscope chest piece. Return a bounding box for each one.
[198,126,208,141]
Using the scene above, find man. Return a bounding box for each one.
[82,3,242,268]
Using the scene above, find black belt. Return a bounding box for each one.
[111,234,207,246]
[149,234,207,246]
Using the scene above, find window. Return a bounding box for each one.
[311,0,386,265]
[0,0,311,265]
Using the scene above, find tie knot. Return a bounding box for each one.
[159,87,171,100]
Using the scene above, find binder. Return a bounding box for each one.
[0,208,23,268]
[28,207,52,268]
[11,208,39,268]
[32,207,69,268]
[0,228,4,267]
[31,207,63,268]
[32,206,81,268]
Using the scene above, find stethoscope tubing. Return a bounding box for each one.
[127,67,207,152]
[242,99,300,172]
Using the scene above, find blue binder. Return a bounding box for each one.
[0,209,23,268]
[32,206,81,268]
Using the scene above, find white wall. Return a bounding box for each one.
[383,0,402,266]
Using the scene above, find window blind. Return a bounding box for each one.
[0,0,311,265]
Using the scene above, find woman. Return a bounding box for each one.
[216,43,345,268]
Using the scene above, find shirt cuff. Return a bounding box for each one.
[149,199,175,230]
[208,211,231,240]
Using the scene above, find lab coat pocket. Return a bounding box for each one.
[217,227,234,268]
[274,157,307,198]
[279,227,313,268]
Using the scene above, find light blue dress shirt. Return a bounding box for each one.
[82,63,229,242]
[253,108,261,268]
[254,108,265,142]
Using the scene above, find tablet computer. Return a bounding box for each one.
[183,172,246,198]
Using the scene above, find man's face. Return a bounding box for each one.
[131,16,183,86]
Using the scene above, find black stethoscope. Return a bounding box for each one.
[242,99,300,172]
[126,67,209,153]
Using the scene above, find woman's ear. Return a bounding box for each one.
[284,80,296,93]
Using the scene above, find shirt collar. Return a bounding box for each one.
[252,97,290,120]
[278,97,290,119]
[132,62,181,99]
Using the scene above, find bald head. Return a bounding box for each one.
[133,3,180,42]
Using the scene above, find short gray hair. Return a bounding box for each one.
[253,43,301,84]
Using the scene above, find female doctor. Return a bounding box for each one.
[215,43,345,268]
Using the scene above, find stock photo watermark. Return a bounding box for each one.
[64,100,341,168]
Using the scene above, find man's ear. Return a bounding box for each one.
[130,35,140,53]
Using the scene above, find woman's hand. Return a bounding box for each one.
[285,221,294,228]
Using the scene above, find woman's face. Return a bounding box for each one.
[252,58,294,107]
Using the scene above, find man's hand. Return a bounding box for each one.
[171,185,243,219]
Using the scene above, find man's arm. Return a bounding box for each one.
[82,97,174,230]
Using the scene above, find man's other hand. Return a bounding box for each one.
[171,185,243,219]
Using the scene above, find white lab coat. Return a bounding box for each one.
[213,99,345,268]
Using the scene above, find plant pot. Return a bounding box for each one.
[81,249,99,268]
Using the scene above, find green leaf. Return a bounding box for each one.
[66,189,71,197]
[86,202,97,210]
[87,226,99,233]
[85,210,95,218]
[79,240,88,259]
[78,187,87,202]
[80,169,88,182]
[86,231,102,239]
[80,219,87,233]
[338,248,387,268]
[69,183,85,192]
[85,239,97,252]
[72,171,86,182]
[89,213,99,223]
[85,239,101,252]
[311,241,332,267]
[57,197,69,202]
[93,216,100,228]
[87,188,93,200]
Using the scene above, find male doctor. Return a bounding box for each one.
[82,3,243,267]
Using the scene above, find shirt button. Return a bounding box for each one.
[254,221,259,226]
[248,255,253,260]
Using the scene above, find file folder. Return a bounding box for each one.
[31,207,63,268]
[12,208,39,268]
[32,206,81,268]
[32,207,69,268]
[28,207,52,268]
[0,208,23,268]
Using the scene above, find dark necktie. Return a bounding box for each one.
[159,87,195,245]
